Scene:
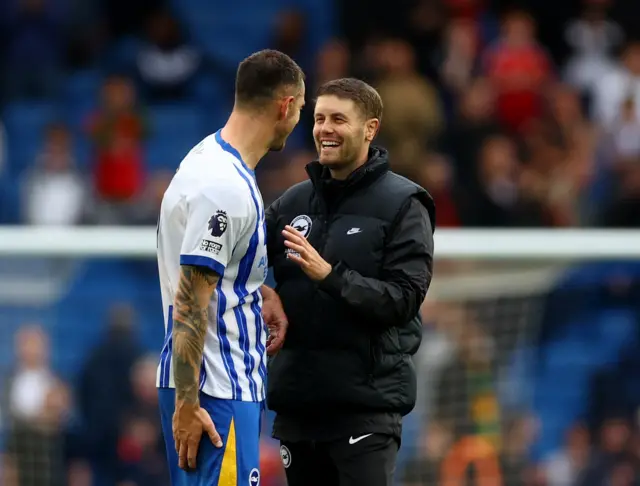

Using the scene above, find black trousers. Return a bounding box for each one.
[279,434,398,486]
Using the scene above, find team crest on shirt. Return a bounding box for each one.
[249,468,260,485]
[208,210,228,237]
[290,215,312,238]
[280,445,292,468]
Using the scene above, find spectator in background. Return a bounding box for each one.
[86,75,147,224]
[611,97,640,166]
[483,10,553,134]
[435,317,501,446]
[128,170,172,225]
[314,40,351,88]
[597,95,640,227]
[259,150,314,206]
[460,135,546,227]
[601,161,640,227]
[563,3,624,102]
[273,10,306,61]
[116,355,168,486]
[544,424,591,486]
[375,38,444,179]
[298,40,351,145]
[592,40,640,130]
[439,77,501,192]
[501,416,537,486]
[439,18,481,98]
[2,0,63,100]
[77,304,142,485]
[1,326,69,486]
[415,153,461,227]
[21,123,86,226]
[576,417,632,486]
[402,421,454,486]
[134,9,202,102]
[445,0,499,42]
[258,440,287,486]
[525,85,598,226]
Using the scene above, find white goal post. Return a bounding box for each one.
[1,227,640,259]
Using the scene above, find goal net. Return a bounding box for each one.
[0,227,639,486]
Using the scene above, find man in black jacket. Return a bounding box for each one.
[263,78,435,486]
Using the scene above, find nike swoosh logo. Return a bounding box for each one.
[349,434,373,444]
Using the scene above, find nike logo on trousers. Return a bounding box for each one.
[348,434,373,444]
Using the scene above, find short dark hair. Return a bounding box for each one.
[316,78,383,121]
[235,50,304,107]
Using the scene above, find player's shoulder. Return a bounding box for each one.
[179,137,251,198]
[182,134,238,175]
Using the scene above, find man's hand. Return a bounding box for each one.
[283,225,332,281]
[261,285,288,355]
[172,264,222,471]
[173,402,223,470]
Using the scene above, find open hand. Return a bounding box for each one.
[173,402,223,471]
[283,225,332,281]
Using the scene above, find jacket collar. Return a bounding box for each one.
[305,146,390,191]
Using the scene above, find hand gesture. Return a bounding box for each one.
[173,402,223,471]
[261,287,288,355]
[283,225,332,281]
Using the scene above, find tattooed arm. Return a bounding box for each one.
[172,264,223,470]
[172,264,219,404]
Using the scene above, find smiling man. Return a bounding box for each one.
[264,78,436,486]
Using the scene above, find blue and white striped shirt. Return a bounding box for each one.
[156,130,267,402]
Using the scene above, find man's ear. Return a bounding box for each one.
[278,96,295,121]
[365,118,380,142]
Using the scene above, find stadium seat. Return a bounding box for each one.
[145,103,207,169]
[63,70,102,133]
[0,174,21,223]
[2,101,61,174]
[148,103,206,140]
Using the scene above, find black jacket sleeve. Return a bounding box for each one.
[265,198,281,266]
[318,196,434,328]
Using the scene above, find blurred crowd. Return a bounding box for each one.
[0,304,288,486]
[1,0,640,226]
[3,0,640,486]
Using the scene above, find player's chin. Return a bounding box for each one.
[318,153,343,166]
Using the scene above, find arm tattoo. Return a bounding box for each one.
[172,265,219,405]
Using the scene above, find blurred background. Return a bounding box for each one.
[1,0,640,485]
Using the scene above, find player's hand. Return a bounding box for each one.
[283,225,332,281]
[261,286,288,355]
[173,402,223,471]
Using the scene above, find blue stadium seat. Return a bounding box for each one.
[145,103,207,169]
[64,69,102,107]
[146,138,192,170]
[2,101,61,174]
[63,70,101,133]
[0,174,21,223]
[148,103,206,140]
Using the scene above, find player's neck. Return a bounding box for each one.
[220,113,271,170]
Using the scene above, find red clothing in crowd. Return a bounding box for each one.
[88,112,146,200]
[484,41,552,132]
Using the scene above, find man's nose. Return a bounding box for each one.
[320,124,335,135]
